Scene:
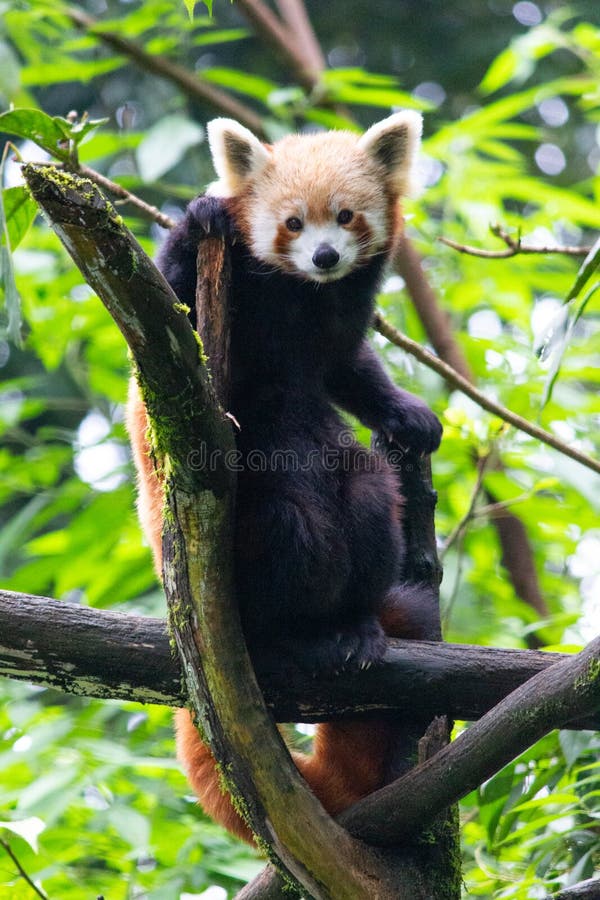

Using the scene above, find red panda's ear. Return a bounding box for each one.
[358,111,422,197]
[206,118,271,196]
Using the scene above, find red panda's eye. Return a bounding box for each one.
[337,209,354,225]
[285,217,303,232]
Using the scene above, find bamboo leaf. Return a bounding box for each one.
[541,282,600,409]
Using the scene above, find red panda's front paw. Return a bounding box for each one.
[186,195,234,241]
[380,400,442,454]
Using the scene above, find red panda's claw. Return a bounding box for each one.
[225,411,241,431]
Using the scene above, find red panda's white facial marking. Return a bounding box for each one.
[206,112,422,283]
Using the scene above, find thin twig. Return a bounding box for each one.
[440,451,494,557]
[440,224,591,259]
[0,839,49,900]
[374,313,600,476]
[73,164,176,229]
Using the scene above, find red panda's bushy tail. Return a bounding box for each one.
[175,708,394,843]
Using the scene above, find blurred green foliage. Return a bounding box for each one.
[0,0,599,897]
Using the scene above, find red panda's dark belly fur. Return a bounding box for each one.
[223,243,403,668]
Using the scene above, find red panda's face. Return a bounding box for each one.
[206,113,422,283]
[244,159,395,283]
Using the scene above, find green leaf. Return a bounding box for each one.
[321,68,401,86]
[192,27,249,47]
[0,39,21,103]
[325,81,431,110]
[106,806,150,850]
[0,817,45,853]
[68,115,110,147]
[0,174,23,347]
[0,108,70,160]
[21,57,124,87]
[566,233,600,301]
[202,67,279,101]
[480,25,564,94]
[541,282,600,409]
[2,185,37,249]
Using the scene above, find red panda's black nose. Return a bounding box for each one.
[312,243,340,270]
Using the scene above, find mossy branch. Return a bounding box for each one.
[4,588,599,729]
[238,637,600,897]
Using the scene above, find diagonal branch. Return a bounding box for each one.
[66,6,266,137]
[274,0,327,72]
[232,636,600,896]
[440,225,592,259]
[0,839,48,900]
[550,878,600,899]
[235,0,320,91]
[373,314,600,477]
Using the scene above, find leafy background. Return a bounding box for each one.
[0,0,599,897]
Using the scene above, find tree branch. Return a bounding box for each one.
[440,225,592,259]
[233,637,600,896]
[4,589,597,729]
[339,635,600,845]
[235,0,320,92]
[274,0,327,73]
[0,839,49,900]
[75,163,176,230]
[21,164,231,496]
[373,314,600,477]
[550,878,600,899]
[66,6,266,137]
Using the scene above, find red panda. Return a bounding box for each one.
[127,112,441,844]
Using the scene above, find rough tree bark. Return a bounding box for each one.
[4,589,598,730]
